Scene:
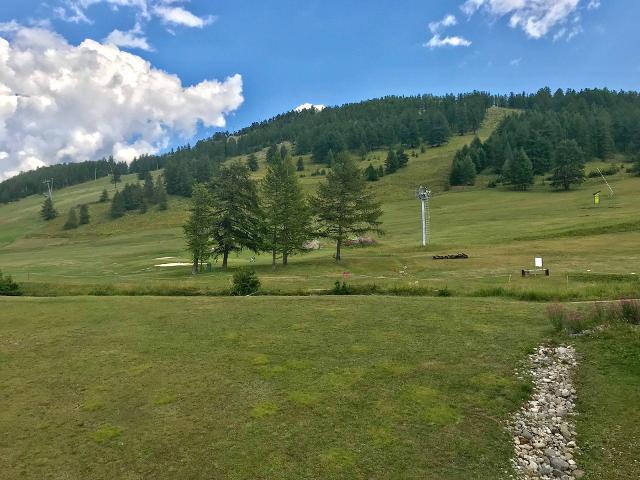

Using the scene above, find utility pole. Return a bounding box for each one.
[43,179,54,201]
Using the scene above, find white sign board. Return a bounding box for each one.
[534,257,543,268]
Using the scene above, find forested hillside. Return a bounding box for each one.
[0,93,492,203]
[450,88,640,187]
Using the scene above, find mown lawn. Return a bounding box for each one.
[574,325,640,480]
[1,296,549,479]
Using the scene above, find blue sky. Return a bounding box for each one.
[0,0,639,178]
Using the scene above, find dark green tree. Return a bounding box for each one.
[385,149,398,174]
[377,165,384,178]
[184,184,212,274]
[312,152,383,261]
[296,157,304,171]
[428,112,451,147]
[550,140,585,190]
[63,208,78,230]
[79,204,90,225]
[0,270,22,296]
[262,153,313,266]
[364,163,379,181]
[247,153,259,172]
[266,144,278,164]
[449,154,477,186]
[40,197,58,221]
[110,191,126,218]
[143,171,156,203]
[99,188,109,203]
[503,147,534,190]
[156,176,168,210]
[209,164,263,268]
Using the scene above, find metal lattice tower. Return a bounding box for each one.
[416,186,432,247]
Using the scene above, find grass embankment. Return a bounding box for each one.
[1,296,548,480]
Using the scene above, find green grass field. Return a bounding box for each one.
[0,107,638,299]
[1,107,639,478]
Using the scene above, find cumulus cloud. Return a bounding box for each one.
[294,103,325,112]
[460,0,595,39]
[0,25,243,180]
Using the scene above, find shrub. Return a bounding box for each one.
[619,299,640,325]
[437,286,452,297]
[546,304,567,332]
[333,281,352,295]
[563,310,588,334]
[0,270,22,296]
[231,269,260,296]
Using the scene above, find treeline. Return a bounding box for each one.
[1,92,493,203]
[0,158,127,204]
[451,88,640,188]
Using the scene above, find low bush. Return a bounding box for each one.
[546,304,567,332]
[619,299,640,325]
[0,270,22,296]
[231,269,261,296]
[333,281,352,295]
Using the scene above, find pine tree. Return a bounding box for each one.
[397,149,409,168]
[312,152,383,261]
[209,164,263,268]
[262,153,312,266]
[503,148,534,190]
[428,112,451,147]
[377,165,384,178]
[296,157,304,171]
[364,163,379,181]
[550,140,585,190]
[593,111,615,159]
[110,191,126,218]
[184,184,212,274]
[247,153,259,172]
[266,145,278,164]
[385,149,398,174]
[79,204,90,225]
[280,144,288,160]
[449,154,476,186]
[99,189,109,203]
[40,197,58,221]
[143,171,156,203]
[63,208,78,230]
[156,176,168,210]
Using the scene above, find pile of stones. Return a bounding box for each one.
[432,253,469,260]
[511,345,584,479]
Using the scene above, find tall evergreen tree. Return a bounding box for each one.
[503,148,534,190]
[79,204,90,225]
[143,171,156,203]
[428,112,451,147]
[110,191,126,218]
[266,144,279,164]
[99,188,109,203]
[550,140,585,190]
[593,111,615,159]
[296,157,304,172]
[262,153,312,266]
[40,197,58,221]
[63,208,78,230]
[312,152,383,261]
[449,154,477,186]
[184,184,212,274]
[385,149,398,174]
[156,176,168,210]
[209,164,263,268]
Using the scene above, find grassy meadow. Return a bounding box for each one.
[1,107,639,479]
[0,106,639,299]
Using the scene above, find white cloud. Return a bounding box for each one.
[294,103,325,112]
[0,25,243,181]
[510,57,522,66]
[429,14,458,34]
[425,34,472,49]
[461,0,589,39]
[104,23,153,51]
[153,5,215,28]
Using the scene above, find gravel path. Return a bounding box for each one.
[511,345,584,480]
